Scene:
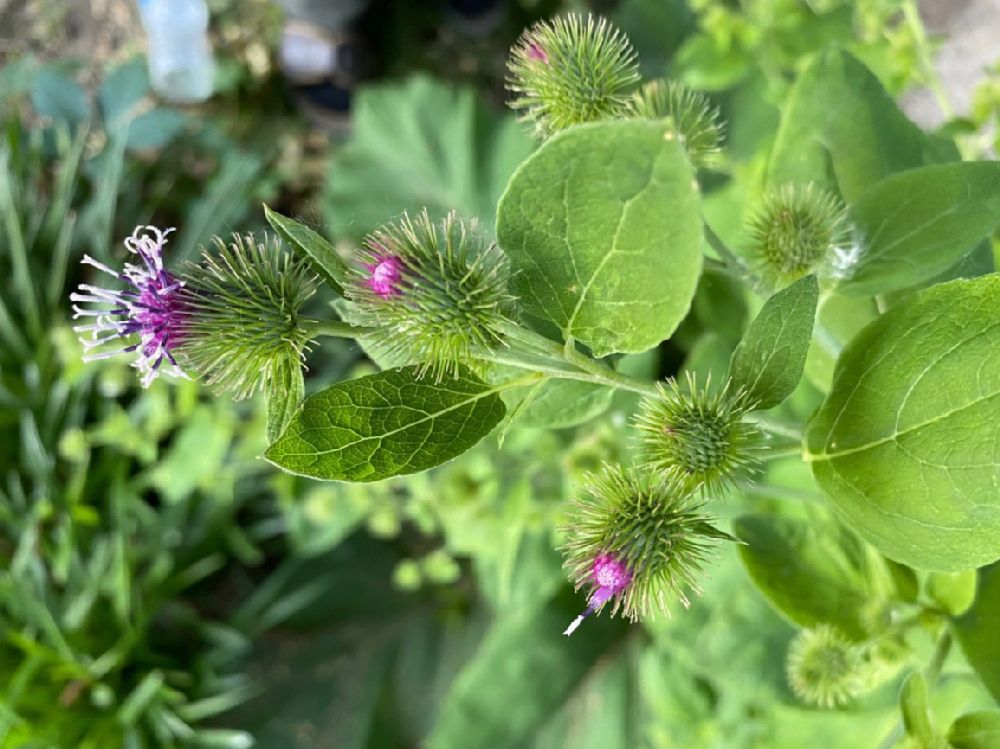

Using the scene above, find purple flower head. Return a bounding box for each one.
[70,225,189,387]
[589,553,633,607]
[563,552,632,636]
[364,254,403,299]
[527,40,549,64]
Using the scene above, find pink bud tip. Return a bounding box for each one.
[527,41,548,64]
[366,256,403,298]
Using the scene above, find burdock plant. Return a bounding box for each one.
[633,374,762,495]
[178,233,318,399]
[343,209,513,380]
[561,465,734,630]
[506,13,640,138]
[744,183,850,289]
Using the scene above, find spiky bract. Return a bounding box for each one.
[177,234,317,399]
[634,374,761,495]
[627,79,724,167]
[345,210,512,380]
[506,14,639,138]
[745,184,849,288]
[561,464,733,621]
[787,625,868,709]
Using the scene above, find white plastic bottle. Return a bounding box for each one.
[138,0,215,103]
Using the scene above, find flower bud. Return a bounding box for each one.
[561,464,733,627]
[344,210,512,380]
[506,14,639,138]
[176,233,318,399]
[786,625,868,708]
[745,183,849,288]
[626,79,724,167]
[633,374,761,495]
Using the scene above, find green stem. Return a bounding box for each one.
[497,321,658,395]
[704,224,769,296]
[308,320,373,339]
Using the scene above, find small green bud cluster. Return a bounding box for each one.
[745,183,850,288]
[344,209,513,380]
[633,374,761,495]
[179,233,318,399]
[786,624,898,708]
[626,79,725,168]
[561,464,734,622]
[506,14,640,138]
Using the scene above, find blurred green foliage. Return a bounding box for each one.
[1,1,999,748]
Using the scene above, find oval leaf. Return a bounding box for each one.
[519,379,614,430]
[497,119,702,357]
[265,357,304,445]
[729,275,818,410]
[954,562,1000,704]
[264,205,347,296]
[265,366,506,482]
[948,711,1000,749]
[767,48,955,202]
[806,276,1000,571]
[734,513,873,639]
[838,162,1000,296]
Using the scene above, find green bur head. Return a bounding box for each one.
[786,625,868,708]
[634,375,761,495]
[745,183,849,287]
[561,464,734,622]
[506,13,639,138]
[177,233,317,399]
[344,209,512,380]
[627,79,724,168]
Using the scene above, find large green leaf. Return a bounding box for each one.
[805,276,1000,571]
[734,513,873,639]
[838,162,1000,296]
[264,366,506,482]
[729,275,818,410]
[497,119,702,358]
[323,75,534,240]
[804,290,878,393]
[954,562,1000,704]
[767,48,954,202]
[426,587,630,749]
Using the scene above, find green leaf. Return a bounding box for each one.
[497,119,702,357]
[264,205,347,296]
[806,276,1000,571]
[518,379,614,430]
[926,570,977,616]
[124,108,188,151]
[804,291,878,393]
[838,162,1000,296]
[954,563,1000,704]
[97,56,149,129]
[729,275,818,410]
[266,358,304,445]
[900,672,936,743]
[767,48,953,203]
[323,75,534,240]
[31,68,89,127]
[734,513,873,639]
[426,587,630,748]
[948,711,1000,749]
[264,366,507,482]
